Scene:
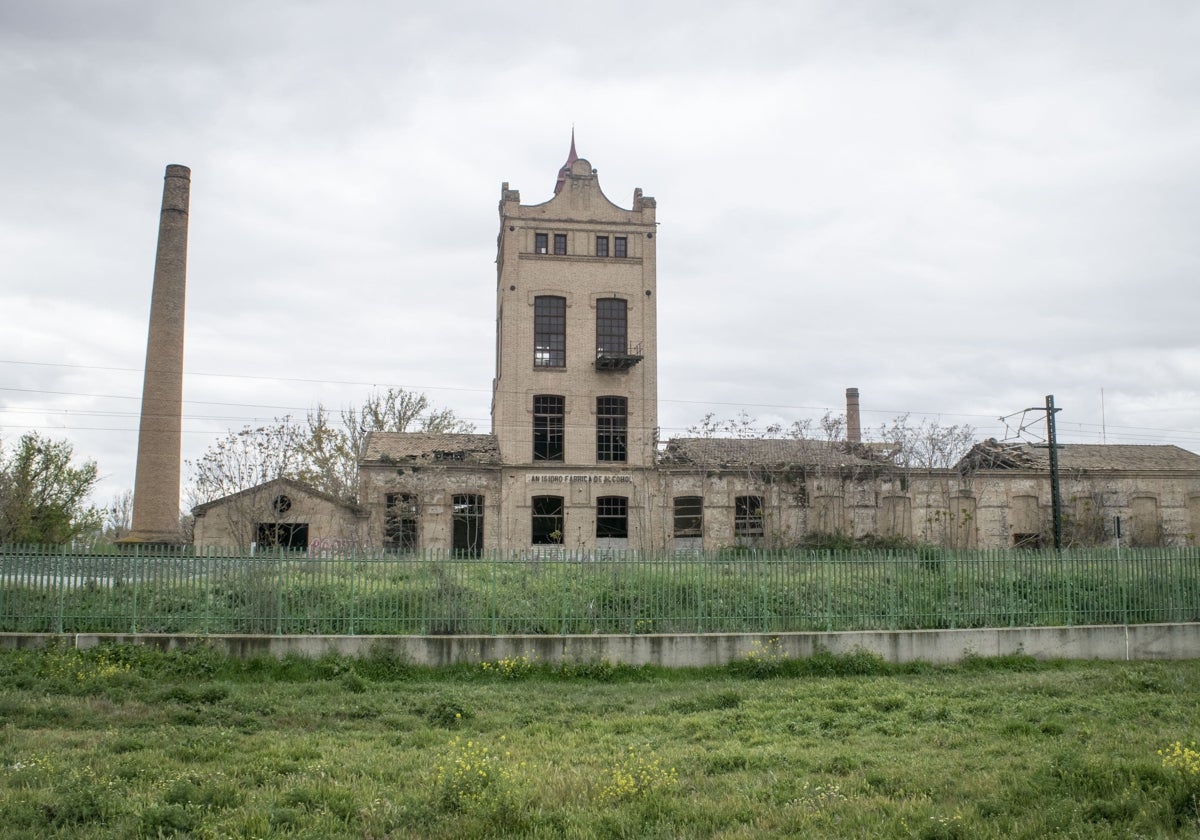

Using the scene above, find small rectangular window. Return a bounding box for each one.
[614,236,627,258]
[597,496,628,539]
[533,394,564,461]
[595,235,609,257]
[532,496,564,544]
[596,396,627,462]
[535,233,548,254]
[554,233,567,255]
[674,496,703,538]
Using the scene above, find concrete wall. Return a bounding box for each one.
[5,624,1198,666]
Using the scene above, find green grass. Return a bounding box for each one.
[4,546,1200,634]
[2,643,1200,837]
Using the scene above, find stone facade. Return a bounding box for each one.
[192,478,368,552]
[194,141,1200,553]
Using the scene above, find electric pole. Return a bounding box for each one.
[1045,395,1062,552]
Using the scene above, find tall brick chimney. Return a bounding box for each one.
[123,164,190,545]
[845,387,861,444]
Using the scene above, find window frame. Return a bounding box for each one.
[595,235,609,257]
[385,492,419,551]
[535,232,548,254]
[596,396,628,462]
[734,495,764,540]
[452,494,484,557]
[596,495,629,539]
[533,295,566,368]
[531,495,565,545]
[596,298,628,356]
[673,496,703,538]
[553,233,567,255]
[614,236,627,258]
[532,394,565,461]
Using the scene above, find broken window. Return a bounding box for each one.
[535,232,548,254]
[595,235,609,257]
[596,298,627,355]
[614,236,627,258]
[532,394,565,461]
[385,492,418,552]
[452,494,484,557]
[673,496,703,538]
[596,496,628,539]
[596,396,627,462]
[553,233,567,255]
[255,522,308,551]
[734,496,764,541]
[531,495,564,545]
[534,295,566,367]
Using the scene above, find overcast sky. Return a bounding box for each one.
[3,1,1199,510]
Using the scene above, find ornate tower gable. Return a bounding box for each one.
[491,140,659,473]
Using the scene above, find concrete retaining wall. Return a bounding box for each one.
[3,624,1199,666]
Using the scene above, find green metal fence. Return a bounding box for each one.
[2,544,1199,636]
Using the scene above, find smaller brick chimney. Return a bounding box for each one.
[845,387,861,444]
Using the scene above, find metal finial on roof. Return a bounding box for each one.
[553,129,579,195]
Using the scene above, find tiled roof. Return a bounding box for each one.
[960,439,1200,472]
[362,432,502,465]
[659,437,884,468]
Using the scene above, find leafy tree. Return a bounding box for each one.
[0,432,101,544]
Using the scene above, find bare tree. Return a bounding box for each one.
[104,489,134,540]
[188,388,474,514]
[872,414,976,471]
[300,388,474,502]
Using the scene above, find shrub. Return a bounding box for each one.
[598,745,678,803]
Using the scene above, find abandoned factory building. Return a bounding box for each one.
[192,141,1200,553]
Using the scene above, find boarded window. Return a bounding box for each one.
[1131,496,1161,547]
[1010,495,1041,547]
[880,496,911,539]
[813,496,844,534]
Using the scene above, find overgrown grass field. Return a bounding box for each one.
[2,643,1200,838]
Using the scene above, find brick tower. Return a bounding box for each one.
[123,164,190,545]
